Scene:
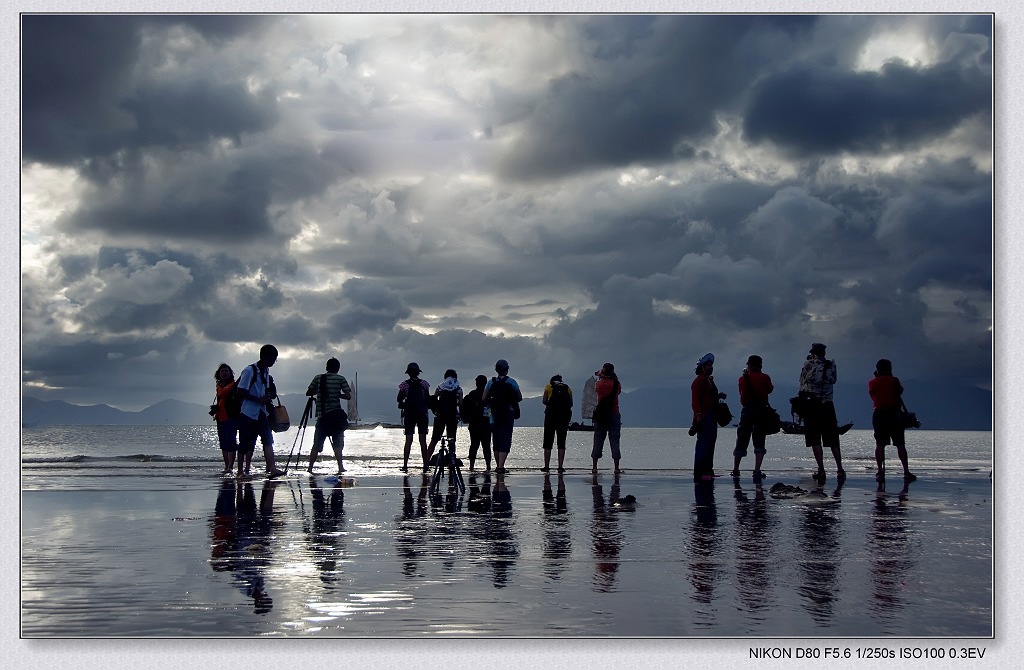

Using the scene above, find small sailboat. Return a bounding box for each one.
[568,375,598,431]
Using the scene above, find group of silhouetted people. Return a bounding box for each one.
[213,342,916,484]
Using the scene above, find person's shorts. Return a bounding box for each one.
[216,418,238,451]
[873,408,906,447]
[733,443,767,458]
[404,411,429,436]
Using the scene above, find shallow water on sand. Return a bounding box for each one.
[21,425,992,638]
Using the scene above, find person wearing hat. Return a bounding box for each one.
[868,358,916,482]
[591,363,622,474]
[541,374,573,472]
[690,353,720,481]
[397,362,431,472]
[798,342,845,482]
[482,359,522,475]
[731,355,774,480]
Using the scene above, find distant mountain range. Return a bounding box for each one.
[22,379,990,430]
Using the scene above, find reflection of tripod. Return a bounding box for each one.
[429,436,465,495]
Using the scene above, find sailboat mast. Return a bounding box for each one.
[348,372,359,423]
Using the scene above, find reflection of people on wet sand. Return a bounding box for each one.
[590,473,624,592]
[209,479,238,571]
[208,479,280,613]
[796,480,844,626]
[686,481,721,623]
[306,477,347,585]
[394,474,430,578]
[867,480,914,625]
[233,480,281,613]
[731,478,778,619]
[485,477,519,587]
[541,473,571,582]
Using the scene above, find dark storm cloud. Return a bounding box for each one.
[743,60,990,156]
[496,15,818,180]
[328,278,413,336]
[22,15,278,165]
[19,14,992,410]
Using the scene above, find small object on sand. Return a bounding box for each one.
[768,483,808,498]
[612,494,638,509]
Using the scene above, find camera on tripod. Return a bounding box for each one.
[429,436,466,495]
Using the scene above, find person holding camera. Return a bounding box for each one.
[305,357,352,475]
[798,342,845,482]
[397,362,431,472]
[868,358,916,483]
[690,353,720,481]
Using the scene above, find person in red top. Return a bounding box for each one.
[868,358,916,482]
[690,353,719,481]
[213,363,239,476]
[591,363,622,474]
[731,355,774,480]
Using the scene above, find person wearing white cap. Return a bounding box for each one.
[690,353,719,481]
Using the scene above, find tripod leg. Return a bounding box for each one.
[429,445,444,494]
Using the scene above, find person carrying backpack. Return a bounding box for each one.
[542,374,573,472]
[482,359,522,476]
[397,362,431,472]
[424,369,464,466]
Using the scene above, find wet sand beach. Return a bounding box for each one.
[22,467,991,639]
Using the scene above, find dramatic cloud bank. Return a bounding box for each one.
[21,13,991,409]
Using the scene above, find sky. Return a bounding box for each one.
[19,12,993,410]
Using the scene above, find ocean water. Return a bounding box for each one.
[20,424,992,478]
[21,425,992,638]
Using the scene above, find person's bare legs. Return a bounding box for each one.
[543,448,552,471]
[830,445,845,478]
[811,444,826,479]
[330,435,345,474]
[557,448,565,472]
[402,433,413,471]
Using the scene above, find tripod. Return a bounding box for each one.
[429,436,465,495]
[283,397,315,474]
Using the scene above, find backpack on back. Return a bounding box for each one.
[547,382,572,416]
[488,376,520,420]
[436,388,460,417]
[402,378,427,414]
